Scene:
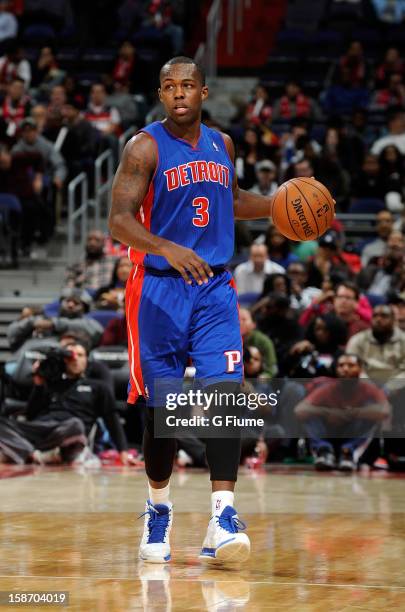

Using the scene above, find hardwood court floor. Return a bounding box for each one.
[1,465,405,611]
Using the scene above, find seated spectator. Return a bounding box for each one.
[235,127,263,190]
[280,119,321,178]
[106,80,138,130]
[239,307,277,378]
[378,145,405,196]
[48,84,67,115]
[112,41,135,89]
[254,293,303,374]
[31,46,65,99]
[351,152,386,199]
[1,77,30,139]
[245,84,272,127]
[272,81,320,122]
[300,281,371,339]
[324,119,365,176]
[65,230,118,291]
[93,256,132,311]
[286,261,321,310]
[59,331,114,394]
[371,108,405,156]
[59,97,100,182]
[358,230,405,296]
[0,39,31,93]
[85,83,121,137]
[295,353,390,471]
[12,117,67,192]
[0,341,131,465]
[0,142,45,254]
[337,41,367,87]
[287,313,348,377]
[375,48,404,87]
[372,73,405,111]
[0,0,17,43]
[249,160,278,197]
[30,103,47,133]
[234,244,285,294]
[265,225,299,269]
[7,288,103,352]
[306,231,355,288]
[361,210,394,266]
[347,304,405,391]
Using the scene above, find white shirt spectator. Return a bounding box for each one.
[0,7,18,42]
[234,259,285,294]
[371,132,405,155]
[0,56,31,88]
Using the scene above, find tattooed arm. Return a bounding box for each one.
[109,133,212,284]
[222,133,274,220]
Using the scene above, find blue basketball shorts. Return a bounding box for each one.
[125,265,243,406]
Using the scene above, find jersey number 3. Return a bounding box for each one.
[192,197,210,227]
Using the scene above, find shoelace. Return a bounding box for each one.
[139,502,170,544]
[216,513,247,534]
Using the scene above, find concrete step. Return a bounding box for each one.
[0,337,9,349]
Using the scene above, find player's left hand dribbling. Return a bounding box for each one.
[160,242,213,285]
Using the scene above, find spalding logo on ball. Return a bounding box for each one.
[271,177,335,241]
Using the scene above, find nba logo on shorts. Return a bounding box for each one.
[216,499,221,511]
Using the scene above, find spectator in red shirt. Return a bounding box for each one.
[85,83,121,137]
[338,41,366,87]
[372,73,405,111]
[112,41,135,89]
[295,353,390,471]
[272,81,320,122]
[245,84,272,127]
[1,77,30,139]
[375,47,404,88]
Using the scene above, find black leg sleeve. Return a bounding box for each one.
[143,407,177,482]
[203,382,242,482]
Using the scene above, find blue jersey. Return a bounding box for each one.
[128,121,235,270]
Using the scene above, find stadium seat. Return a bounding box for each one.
[23,24,55,44]
[348,199,386,215]
[238,292,260,307]
[365,294,387,307]
[87,310,120,329]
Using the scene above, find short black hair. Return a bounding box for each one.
[160,56,206,86]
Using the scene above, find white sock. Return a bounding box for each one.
[211,490,234,516]
[148,483,170,506]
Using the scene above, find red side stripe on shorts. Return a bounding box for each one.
[126,264,146,403]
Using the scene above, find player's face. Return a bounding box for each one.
[159,64,208,125]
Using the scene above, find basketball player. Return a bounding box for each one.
[109,57,276,565]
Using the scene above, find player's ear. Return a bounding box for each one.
[158,87,162,102]
[201,86,208,101]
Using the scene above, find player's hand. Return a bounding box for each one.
[161,242,213,285]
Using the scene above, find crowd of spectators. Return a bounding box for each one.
[0,0,187,263]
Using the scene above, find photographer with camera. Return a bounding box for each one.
[0,342,132,465]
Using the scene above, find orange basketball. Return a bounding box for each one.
[270,177,335,241]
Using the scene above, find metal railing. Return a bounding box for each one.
[67,172,88,265]
[93,149,114,228]
[198,0,251,77]
[118,125,136,159]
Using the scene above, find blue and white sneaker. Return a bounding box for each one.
[139,500,173,563]
[199,505,250,564]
